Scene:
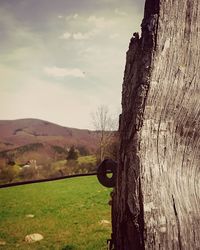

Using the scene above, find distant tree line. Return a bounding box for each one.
[0,145,96,185]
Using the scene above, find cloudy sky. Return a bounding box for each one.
[0,0,145,129]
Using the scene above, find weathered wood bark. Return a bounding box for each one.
[113,0,200,249]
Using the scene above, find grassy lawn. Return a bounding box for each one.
[0,176,111,249]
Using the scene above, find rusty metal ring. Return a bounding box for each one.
[97,159,117,188]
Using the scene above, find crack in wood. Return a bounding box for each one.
[172,195,182,250]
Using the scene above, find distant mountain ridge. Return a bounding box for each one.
[0,118,98,165]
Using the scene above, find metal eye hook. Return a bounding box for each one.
[97,159,117,188]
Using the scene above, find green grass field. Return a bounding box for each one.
[0,176,111,250]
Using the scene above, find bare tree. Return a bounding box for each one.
[91,105,117,162]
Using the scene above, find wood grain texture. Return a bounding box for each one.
[113,0,200,249]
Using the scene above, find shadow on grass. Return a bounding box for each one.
[62,244,77,250]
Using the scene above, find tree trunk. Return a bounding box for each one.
[113,0,200,249]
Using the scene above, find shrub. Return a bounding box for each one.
[0,165,21,183]
[52,145,67,154]
[19,165,38,180]
[76,145,89,156]
[67,146,78,160]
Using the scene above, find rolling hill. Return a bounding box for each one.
[0,118,98,166]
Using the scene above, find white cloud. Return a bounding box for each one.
[73,14,79,19]
[61,32,71,39]
[114,9,128,16]
[73,32,90,40]
[61,31,97,40]
[60,14,116,41]
[65,13,79,21]
[44,66,85,78]
[87,15,113,29]
[58,15,63,19]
